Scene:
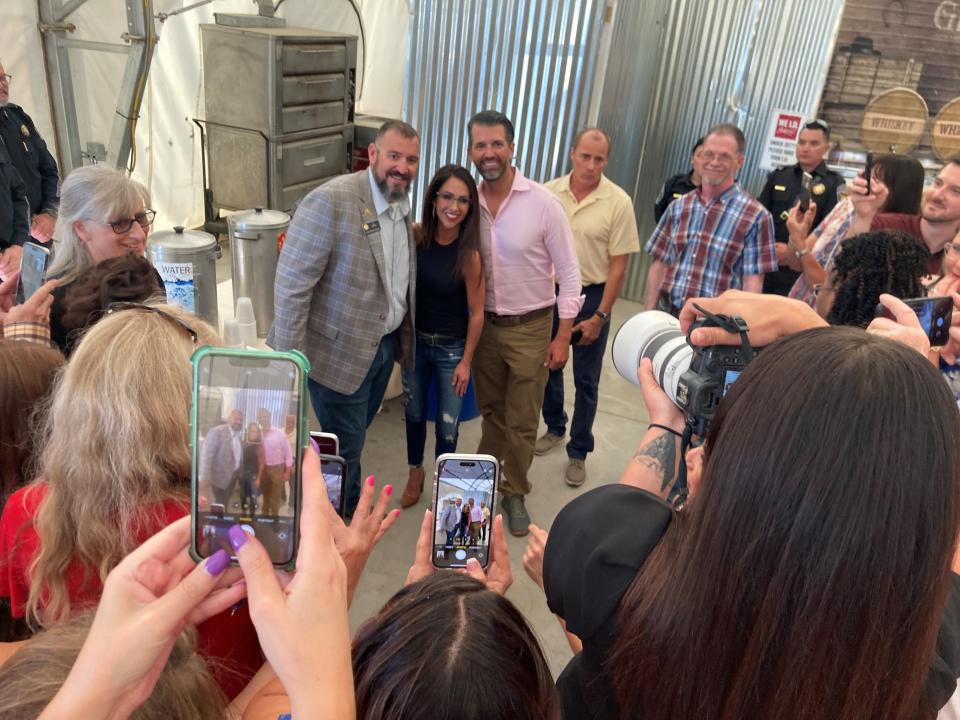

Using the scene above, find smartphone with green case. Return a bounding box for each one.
[189,346,310,568]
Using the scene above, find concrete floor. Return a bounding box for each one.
[210,237,651,676]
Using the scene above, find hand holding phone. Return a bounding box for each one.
[2,276,57,325]
[429,454,499,570]
[16,242,51,306]
[191,347,309,568]
[230,448,356,720]
[874,295,952,346]
[407,504,513,595]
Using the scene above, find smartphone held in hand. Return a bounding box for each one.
[309,430,339,456]
[16,242,50,305]
[431,453,499,570]
[317,453,347,518]
[190,347,310,568]
[875,296,953,346]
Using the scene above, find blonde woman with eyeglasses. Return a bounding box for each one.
[44,165,160,352]
[0,303,264,700]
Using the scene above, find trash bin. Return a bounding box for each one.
[147,226,221,328]
[227,207,291,338]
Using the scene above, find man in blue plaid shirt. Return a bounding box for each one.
[644,124,777,314]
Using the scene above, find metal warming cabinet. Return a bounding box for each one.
[200,23,356,214]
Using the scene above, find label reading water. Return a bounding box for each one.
[156,261,196,314]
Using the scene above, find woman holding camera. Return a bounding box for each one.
[541,292,960,720]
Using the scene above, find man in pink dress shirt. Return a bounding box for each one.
[467,110,583,537]
[257,408,294,516]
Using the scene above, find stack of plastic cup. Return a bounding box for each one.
[235,297,258,348]
[222,318,242,348]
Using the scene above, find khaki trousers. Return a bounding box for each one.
[473,312,552,498]
[261,464,286,516]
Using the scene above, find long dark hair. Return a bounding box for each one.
[0,340,63,506]
[827,230,927,327]
[352,573,558,720]
[874,154,924,215]
[610,327,960,720]
[419,164,481,284]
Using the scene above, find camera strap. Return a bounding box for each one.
[669,423,695,508]
[669,304,754,509]
[686,303,755,361]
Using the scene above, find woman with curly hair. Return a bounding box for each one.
[816,230,928,326]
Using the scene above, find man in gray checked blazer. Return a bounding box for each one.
[268,120,419,515]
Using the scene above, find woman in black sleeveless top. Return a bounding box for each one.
[400,165,485,507]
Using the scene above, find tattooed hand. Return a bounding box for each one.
[632,432,679,496]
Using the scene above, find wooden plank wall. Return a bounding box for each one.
[817,0,960,156]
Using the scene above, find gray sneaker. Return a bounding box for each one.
[565,458,586,487]
[501,495,531,537]
[534,431,565,455]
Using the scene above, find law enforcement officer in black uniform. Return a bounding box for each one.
[0,62,59,278]
[653,136,704,223]
[0,144,30,275]
[757,119,843,296]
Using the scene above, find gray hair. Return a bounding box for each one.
[47,165,151,285]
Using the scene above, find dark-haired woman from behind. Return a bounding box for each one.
[58,253,164,356]
[400,164,484,508]
[542,307,960,719]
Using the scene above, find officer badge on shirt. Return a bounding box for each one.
[812,183,826,196]
[20,124,29,138]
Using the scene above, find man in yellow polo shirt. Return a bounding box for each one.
[535,128,640,487]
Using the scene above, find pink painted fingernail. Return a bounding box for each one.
[385,484,393,496]
[205,549,230,576]
[392,508,401,517]
[466,558,481,570]
[367,475,376,486]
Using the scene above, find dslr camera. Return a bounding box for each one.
[612,309,756,436]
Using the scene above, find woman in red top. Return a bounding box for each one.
[0,303,262,699]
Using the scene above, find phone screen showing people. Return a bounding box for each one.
[318,454,346,517]
[192,352,302,566]
[878,296,952,346]
[432,454,498,570]
[16,242,50,305]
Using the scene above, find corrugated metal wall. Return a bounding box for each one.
[403,0,606,220]
[599,0,846,301]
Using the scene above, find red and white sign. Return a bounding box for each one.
[760,109,806,171]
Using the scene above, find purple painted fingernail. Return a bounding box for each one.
[228,524,249,552]
[205,549,230,576]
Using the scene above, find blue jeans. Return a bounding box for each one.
[542,283,609,460]
[403,334,466,466]
[308,333,396,515]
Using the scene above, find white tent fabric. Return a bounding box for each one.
[0,0,409,230]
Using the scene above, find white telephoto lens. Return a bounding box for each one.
[611,311,692,405]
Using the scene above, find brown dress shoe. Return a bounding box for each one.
[401,466,425,508]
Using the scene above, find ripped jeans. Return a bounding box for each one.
[403,333,466,467]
